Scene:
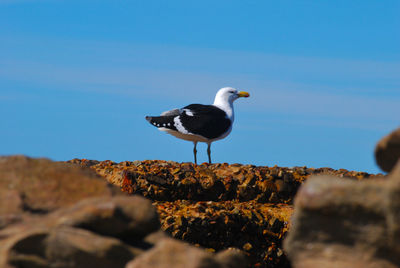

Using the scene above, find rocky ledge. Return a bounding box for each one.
[66,158,381,267]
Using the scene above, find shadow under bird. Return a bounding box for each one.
[145,87,250,164]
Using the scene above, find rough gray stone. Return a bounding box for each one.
[125,238,248,268]
[284,162,400,268]
[54,196,160,241]
[375,127,400,173]
[215,248,248,268]
[125,238,221,268]
[0,155,122,216]
[46,227,140,268]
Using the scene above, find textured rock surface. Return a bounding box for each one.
[52,196,160,241]
[284,163,400,268]
[155,200,291,266]
[0,155,122,230]
[126,238,247,268]
[68,158,380,267]
[0,156,248,268]
[68,159,376,204]
[0,154,387,267]
[0,195,158,268]
[375,127,400,173]
[0,156,153,268]
[45,227,138,268]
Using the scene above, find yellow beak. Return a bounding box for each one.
[238,91,250,98]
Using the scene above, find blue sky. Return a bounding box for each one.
[1,0,399,173]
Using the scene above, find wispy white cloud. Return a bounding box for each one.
[1,35,399,130]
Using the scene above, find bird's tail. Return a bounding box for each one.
[145,116,159,127]
[145,115,176,130]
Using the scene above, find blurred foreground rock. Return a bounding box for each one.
[0,156,247,268]
[284,162,400,267]
[126,238,248,268]
[0,155,122,229]
[375,127,400,173]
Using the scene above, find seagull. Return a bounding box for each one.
[145,87,250,164]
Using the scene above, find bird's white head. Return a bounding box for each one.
[213,87,250,121]
[213,87,250,106]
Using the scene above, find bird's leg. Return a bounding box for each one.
[207,143,212,164]
[193,142,198,165]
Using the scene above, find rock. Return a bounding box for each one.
[143,230,170,246]
[1,226,141,268]
[68,158,380,267]
[0,196,156,268]
[0,214,22,230]
[375,128,400,173]
[1,156,259,267]
[125,238,247,268]
[284,162,400,268]
[69,159,380,204]
[155,200,292,267]
[215,248,248,268]
[3,229,48,265]
[0,188,23,229]
[0,155,122,216]
[54,196,160,241]
[46,227,140,268]
[0,189,22,216]
[1,155,384,267]
[0,156,166,268]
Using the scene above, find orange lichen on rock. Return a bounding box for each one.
[66,159,381,267]
[68,159,380,204]
[155,200,292,267]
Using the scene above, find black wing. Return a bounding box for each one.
[179,104,231,139]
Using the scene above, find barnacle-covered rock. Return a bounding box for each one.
[155,200,292,267]
[67,159,380,267]
[68,159,380,204]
